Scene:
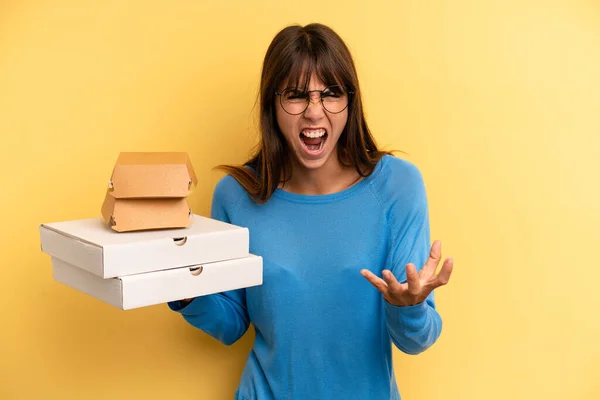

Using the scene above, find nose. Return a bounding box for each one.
[303,94,326,120]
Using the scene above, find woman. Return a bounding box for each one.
[169,23,454,400]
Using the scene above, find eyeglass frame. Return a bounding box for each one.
[274,85,354,115]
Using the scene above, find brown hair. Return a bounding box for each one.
[216,23,391,203]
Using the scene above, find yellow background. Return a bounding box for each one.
[1,1,599,399]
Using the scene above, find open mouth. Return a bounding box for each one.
[300,128,328,154]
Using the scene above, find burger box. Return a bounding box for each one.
[108,151,198,199]
[39,214,251,279]
[49,254,263,310]
[101,152,199,232]
[101,192,192,232]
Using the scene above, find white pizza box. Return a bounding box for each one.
[39,214,249,279]
[51,254,263,310]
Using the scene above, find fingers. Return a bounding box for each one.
[421,240,442,276]
[435,257,454,287]
[360,269,389,295]
[382,270,399,286]
[405,263,421,294]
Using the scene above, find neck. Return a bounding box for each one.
[280,155,361,195]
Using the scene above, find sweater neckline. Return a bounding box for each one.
[272,156,386,204]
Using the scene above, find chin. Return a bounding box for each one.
[295,150,334,171]
[300,159,327,170]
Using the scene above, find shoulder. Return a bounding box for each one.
[211,173,250,220]
[211,172,253,222]
[368,154,428,213]
[213,173,247,205]
[378,154,425,184]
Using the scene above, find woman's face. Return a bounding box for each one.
[275,74,349,172]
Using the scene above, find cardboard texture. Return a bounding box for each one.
[51,255,263,310]
[108,152,198,199]
[39,214,250,278]
[101,191,192,232]
[100,152,199,232]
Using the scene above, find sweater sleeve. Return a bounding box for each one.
[167,175,250,346]
[383,162,443,355]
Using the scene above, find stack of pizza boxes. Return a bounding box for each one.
[39,152,262,310]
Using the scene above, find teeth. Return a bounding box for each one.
[302,129,326,138]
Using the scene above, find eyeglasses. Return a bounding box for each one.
[275,85,353,115]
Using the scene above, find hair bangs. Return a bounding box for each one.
[313,43,351,91]
[279,45,349,91]
[278,50,315,91]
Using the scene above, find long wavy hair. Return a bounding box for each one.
[216,23,391,203]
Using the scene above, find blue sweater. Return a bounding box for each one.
[169,155,443,400]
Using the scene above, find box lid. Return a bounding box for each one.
[39,214,250,278]
[108,152,198,198]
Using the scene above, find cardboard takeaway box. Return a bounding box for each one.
[50,255,262,310]
[101,152,199,232]
[39,215,263,310]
